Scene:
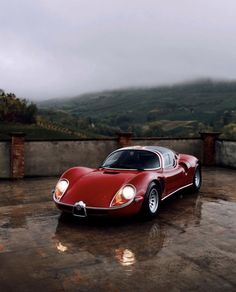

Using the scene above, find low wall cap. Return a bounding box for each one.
[199,132,221,137]
[9,132,26,137]
[117,132,133,136]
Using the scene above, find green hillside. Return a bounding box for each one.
[0,90,84,140]
[0,122,82,140]
[38,80,236,138]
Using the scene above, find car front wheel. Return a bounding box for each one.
[142,183,160,218]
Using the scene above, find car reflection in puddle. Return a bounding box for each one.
[53,214,165,275]
[52,190,204,277]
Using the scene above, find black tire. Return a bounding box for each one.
[192,165,202,192]
[142,182,160,218]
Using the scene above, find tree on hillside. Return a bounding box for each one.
[0,90,37,123]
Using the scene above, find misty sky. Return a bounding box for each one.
[1,0,236,100]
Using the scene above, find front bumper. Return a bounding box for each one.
[53,193,143,217]
[57,203,109,216]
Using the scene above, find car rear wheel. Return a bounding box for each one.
[142,183,160,218]
[192,165,201,192]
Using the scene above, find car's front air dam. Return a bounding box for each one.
[107,200,143,217]
[55,198,143,217]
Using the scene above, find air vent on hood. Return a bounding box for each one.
[103,171,120,175]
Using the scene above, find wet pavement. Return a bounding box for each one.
[0,167,236,292]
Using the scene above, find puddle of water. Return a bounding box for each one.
[0,169,236,290]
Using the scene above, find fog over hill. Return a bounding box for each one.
[38,80,236,138]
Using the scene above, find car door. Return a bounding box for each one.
[162,152,185,196]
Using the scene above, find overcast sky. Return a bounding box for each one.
[0,0,236,100]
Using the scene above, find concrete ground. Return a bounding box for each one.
[0,167,235,292]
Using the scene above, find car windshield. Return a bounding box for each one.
[102,149,160,170]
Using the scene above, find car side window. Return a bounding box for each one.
[163,152,176,168]
[163,154,171,168]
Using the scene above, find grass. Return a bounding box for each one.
[0,123,80,140]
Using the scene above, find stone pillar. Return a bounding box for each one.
[200,132,220,166]
[117,132,133,147]
[10,133,25,178]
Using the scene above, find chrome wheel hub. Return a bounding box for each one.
[149,189,158,213]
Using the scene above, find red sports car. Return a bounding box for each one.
[53,146,201,218]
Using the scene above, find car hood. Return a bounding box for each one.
[60,169,140,207]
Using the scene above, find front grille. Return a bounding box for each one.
[58,203,109,216]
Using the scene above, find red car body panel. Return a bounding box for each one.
[53,146,200,217]
[62,169,140,207]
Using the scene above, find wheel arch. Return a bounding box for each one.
[152,178,165,196]
[196,160,202,169]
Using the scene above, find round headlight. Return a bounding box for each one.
[122,185,135,200]
[57,180,68,193]
[55,179,69,200]
[110,184,136,207]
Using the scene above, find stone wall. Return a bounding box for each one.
[0,141,10,178]
[216,140,236,169]
[24,138,202,176]
[0,134,235,178]
[25,140,117,177]
[10,133,25,178]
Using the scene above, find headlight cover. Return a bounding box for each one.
[54,179,69,201]
[110,185,136,207]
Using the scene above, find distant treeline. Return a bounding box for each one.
[38,79,236,139]
[0,89,37,123]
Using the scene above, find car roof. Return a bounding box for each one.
[118,145,174,156]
